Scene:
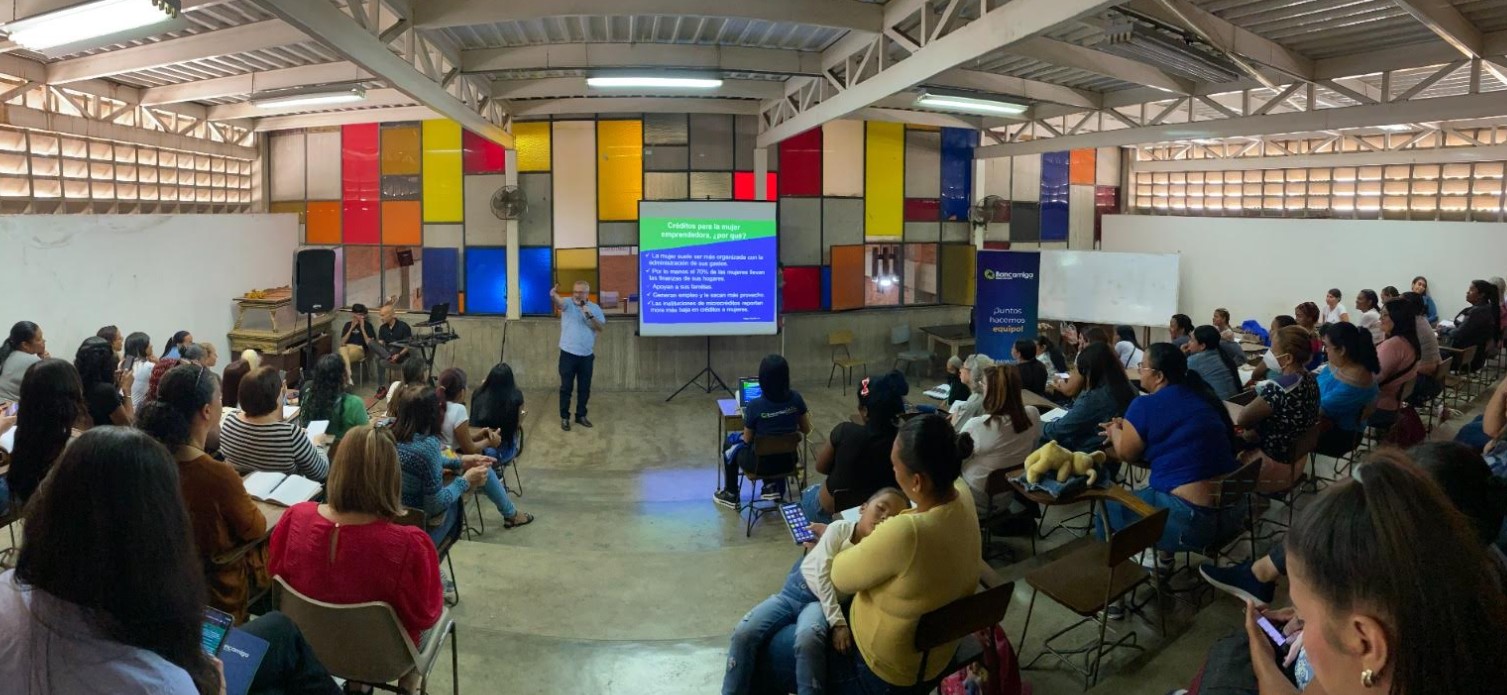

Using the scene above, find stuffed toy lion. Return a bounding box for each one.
[1024,440,1104,485]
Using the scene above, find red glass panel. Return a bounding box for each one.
[463,128,507,174]
[778,128,822,197]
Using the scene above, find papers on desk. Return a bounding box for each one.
[0,427,13,453]
[282,405,299,421]
[1039,408,1069,423]
[923,384,950,400]
[242,471,321,507]
[304,420,329,443]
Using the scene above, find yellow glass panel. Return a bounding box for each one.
[556,247,597,270]
[597,120,643,221]
[514,122,551,172]
[940,243,975,305]
[380,125,421,175]
[270,200,305,226]
[421,120,463,222]
[864,121,903,239]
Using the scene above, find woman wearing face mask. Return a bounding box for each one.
[1235,327,1322,493]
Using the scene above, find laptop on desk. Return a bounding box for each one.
[416,302,450,328]
[736,377,762,408]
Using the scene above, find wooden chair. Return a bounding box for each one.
[741,433,804,537]
[1254,421,1324,543]
[274,577,458,695]
[1314,402,1377,480]
[1362,377,1416,452]
[1440,345,1478,408]
[912,581,1017,689]
[1418,355,1453,433]
[827,330,867,396]
[891,324,933,378]
[1020,508,1170,690]
[1164,459,1262,606]
[981,468,1035,559]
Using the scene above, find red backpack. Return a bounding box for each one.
[938,626,1029,695]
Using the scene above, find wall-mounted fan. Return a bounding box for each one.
[490,185,527,220]
[968,195,1007,230]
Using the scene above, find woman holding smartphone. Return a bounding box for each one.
[0,426,340,694]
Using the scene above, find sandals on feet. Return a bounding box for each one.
[503,512,535,529]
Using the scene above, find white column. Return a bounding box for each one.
[754,147,769,200]
[505,147,521,320]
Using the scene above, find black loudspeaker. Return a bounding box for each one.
[293,249,336,313]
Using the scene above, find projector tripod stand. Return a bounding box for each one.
[666,335,733,402]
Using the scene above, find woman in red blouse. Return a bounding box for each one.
[269,424,442,649]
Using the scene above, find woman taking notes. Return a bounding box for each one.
[1040,343,1138,454]
[1101,344,1242,559]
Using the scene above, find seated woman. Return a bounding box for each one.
[1115,324,1145,369]
[220,350,259,410]
[756,415,981,694]
[1294,303,1326,371]
[1380,285,1401,305]
[1041,343,1138,454]
[1236,326,1321,493]
[146,357,180,402]
[716,355,812,507]
[1413,274,1440,325]
[1012,340,1049,397]
[1371,298,1421,429]
[1319,288,1349,325]
[1212,307,1236,341]
[1035,335,1068,374]
[75,336,133,427]
[123,331,156,410]
[384,356,429,416]
[1353,289,1383,344]
[394,386,531,545]
[96,325,122,357]
[0,427,339,695]
[469,363,526,466]
[436,368,502,455]
[1446,279,1501,372]
[1169,314,1195,349]
[1315,323,1380,457]
[959,365,1041,510]
[270,424,443,653]
[1241,452,1507,695]
[801,372,907,523]
[0,321,46,403]
[948,353,993,426]
[297,354,369,449]
[1101,344,1242,560]
[219,367,329,482]
[942,356,969,411]
[138,363,267,622]
[162,330,192,360]
[1187,325,1243,400]
[1053,329,1111,399]
[7,359,87,506]
[1247,315,1298,386]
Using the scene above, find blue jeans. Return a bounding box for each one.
[1454,415,1490,450]
[427,503,460,547]
[484,433,521,465]
[800,484,834,525]
[0,477,8,516]
[445,459,518,520]
[756,625,939,695]
[1096,486,1247,553]
[725,560,829,695]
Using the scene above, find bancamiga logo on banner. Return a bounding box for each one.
[975,251,1041,361]
[982,269,1036,281]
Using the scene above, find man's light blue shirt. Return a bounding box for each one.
[560,299,605,357]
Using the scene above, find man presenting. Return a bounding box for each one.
[552,281,605,431]
[375,304,412,364]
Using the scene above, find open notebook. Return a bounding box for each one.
[242,471,321,507]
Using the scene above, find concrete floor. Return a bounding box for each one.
[417,375,1499,695]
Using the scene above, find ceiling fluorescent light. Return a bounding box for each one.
[587,76,723,89]
[252,86,367,109]
[915,92,1027,117]
[4,0,181,51]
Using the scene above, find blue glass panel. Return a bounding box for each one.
[939,128,974,222]
[1040,151,1069,242]
[519,246,555,315]
[821,266,832,311]
[464,247,508,314]
[421,248,458,312]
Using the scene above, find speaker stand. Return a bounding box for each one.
[301,313,314,387]
[666,336,732,402]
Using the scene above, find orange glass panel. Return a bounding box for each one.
[830,245,865,311]
[1069,149,1096,185]
[306,201,341,244]
[382,200,422,245]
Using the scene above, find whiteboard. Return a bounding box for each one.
[1038,250,1180,327]
[0,214,299,374]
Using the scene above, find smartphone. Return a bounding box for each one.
[780,503,816,545]
[373,416,396,429]
[200,607,234,656]
[122,355,137,372]
[1256,615,1288,649]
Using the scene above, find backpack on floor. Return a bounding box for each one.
[1382,406,1426,448]
[938,625,1028,695]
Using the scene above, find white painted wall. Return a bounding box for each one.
[1103,215,1500,329]
[0,214,300,372]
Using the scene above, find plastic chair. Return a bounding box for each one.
[740,433,805,537]
[913,581,1017,687]
[274,577,459,695]
[891,324,933,378]
[1020,508,1170,690]
[827,330,867,396]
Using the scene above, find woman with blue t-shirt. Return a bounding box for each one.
[716,355,812,508]
[1101,344,1242,559]
[1314,322,1380,458]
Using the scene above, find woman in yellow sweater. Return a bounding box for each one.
[754,414,982,693]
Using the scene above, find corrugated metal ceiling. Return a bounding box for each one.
[16,0,276,63]
[107,42,343,89]
[438,15,846,53]
[1190,0,1441,59]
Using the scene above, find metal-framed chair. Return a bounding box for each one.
[913,581,1017,688]
[274,577,459,695]
[740,432,805,537]
[827,330,867,395]
[1020,508,1170,690]
[1163,459,1262,606]
[891,324,933,378]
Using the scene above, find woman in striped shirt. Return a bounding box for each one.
[219,366,329,481]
